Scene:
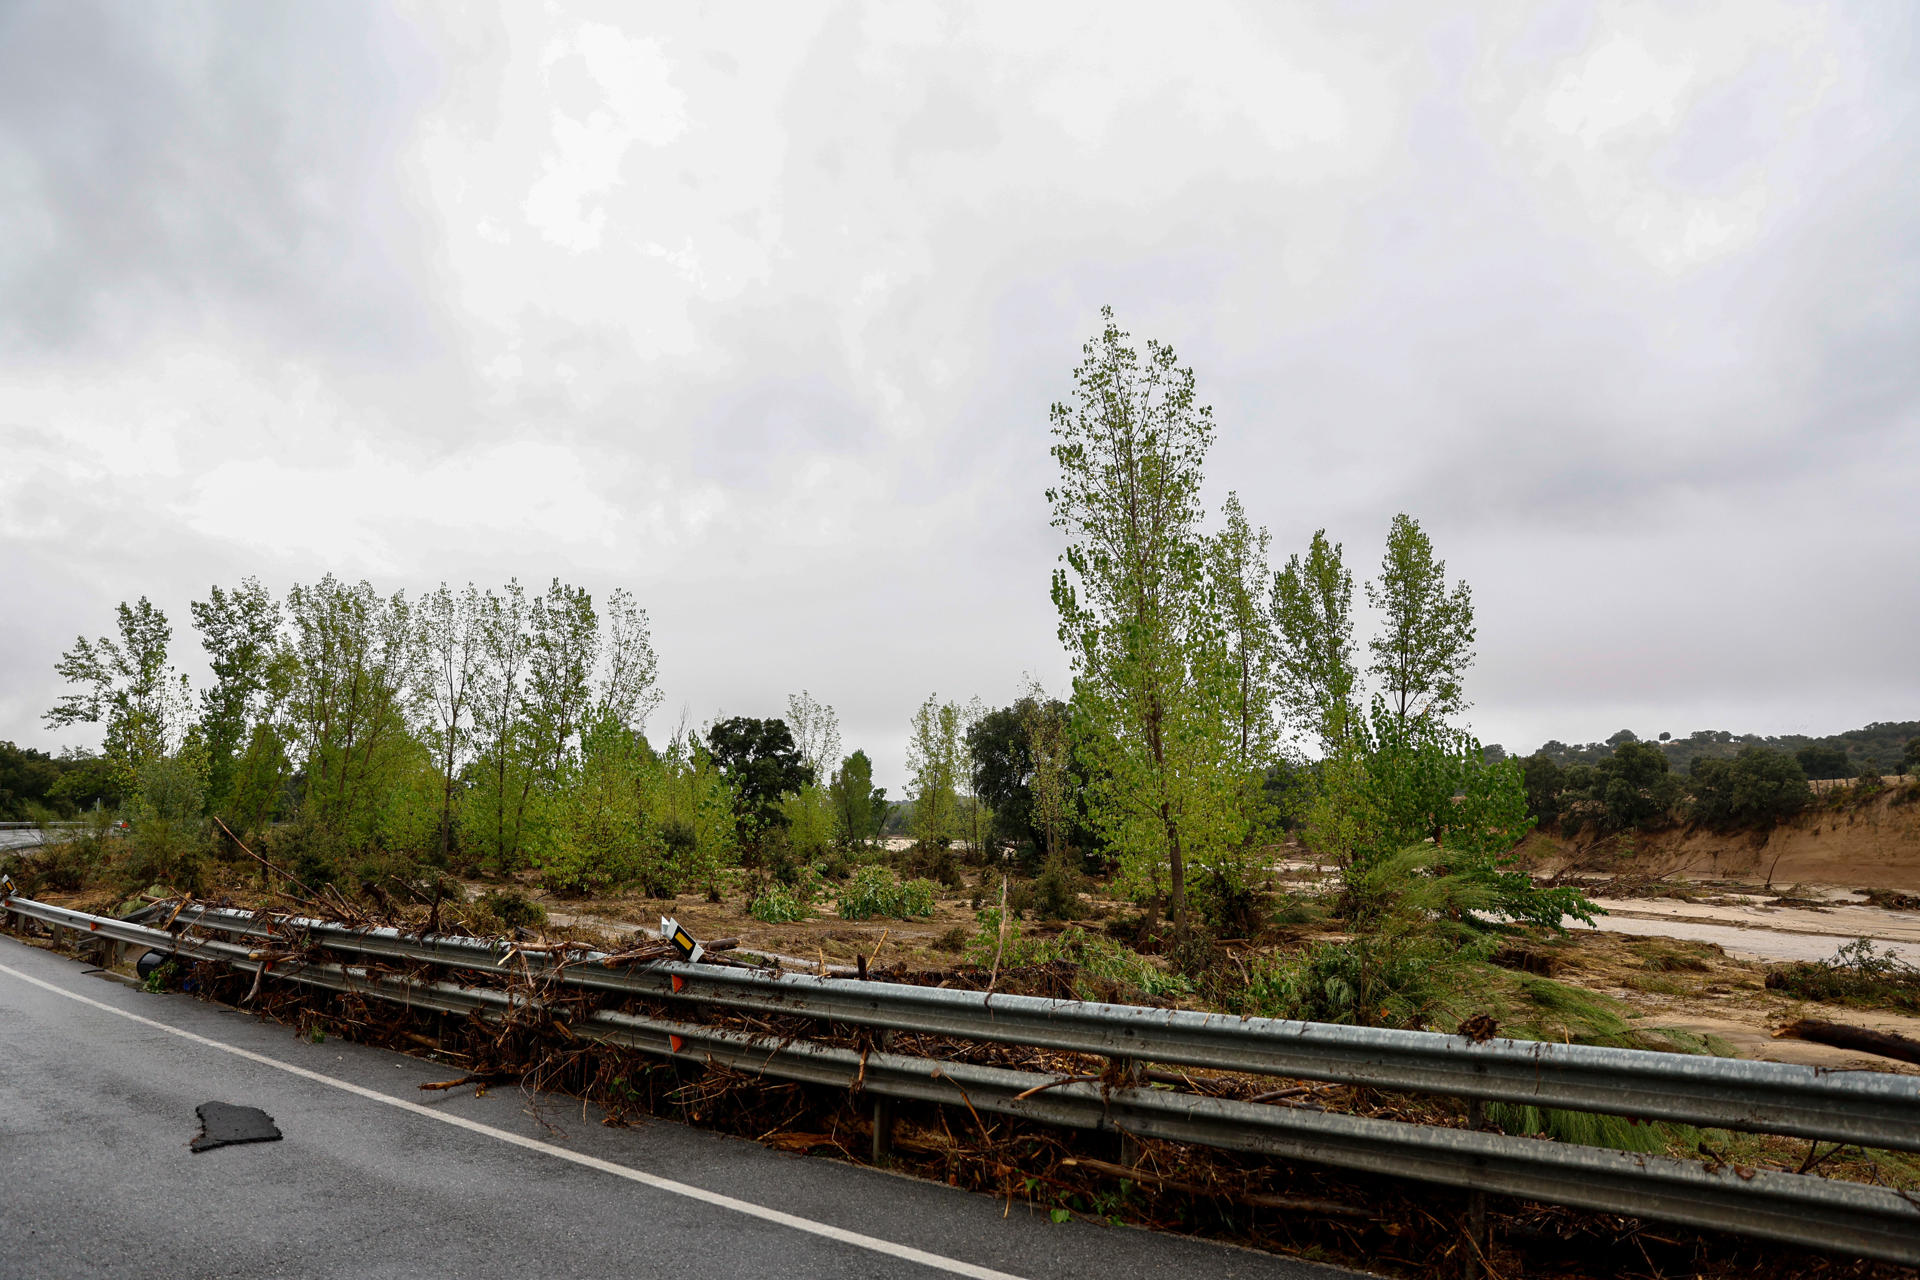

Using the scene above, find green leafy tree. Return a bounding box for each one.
[190,578,281,813]
[45,748,122,815]
[525,579,598,786]
[416,582,484,863]
[283,576,418,861]
[1904,738,1920,776]
[705,716,811,855]
[783,783,837,860]
[46,596,177,788]
[467,580,535,874]
[593,588,662,731]
[125,730,211,892]
[1366,514,1475,724]
[1021,686,1072,865]
[1047,308,1243,936]
[827,749,885,847]
[1271,530,1358,753]
[657,727,737,892]
[968,699,1039,852]
[0,741,79,818]
[1688,748,1811,830]
[1588,740,1683,831]
[1520,753,1566,830]
[907,694,961,849]
[1207,493,1280,775]
[785,690,841,783]
[1309,699,1591,932]
[1794,744,1850,780]
[534,712,656,896]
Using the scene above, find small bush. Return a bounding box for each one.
[750,881,813,924]
[837,866,935,920]
[472,889,547,932]
[1029,854,1085,921]
[1194,870,1263,937]
[1244,934,1473,1029]
[964,915,1191,999]
[932,924,971,952]
[901,843,963,889]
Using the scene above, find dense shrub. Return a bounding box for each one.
[750,880,813,924]
[836,865,935,920]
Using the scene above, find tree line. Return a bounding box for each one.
[1521,732,1919,840]
[27,307,1573,953]
[29,578,898,898]
[1525,723,1920,781]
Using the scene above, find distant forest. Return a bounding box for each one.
[1513,720,1920,779]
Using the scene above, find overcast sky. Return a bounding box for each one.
[2,0,1916,789]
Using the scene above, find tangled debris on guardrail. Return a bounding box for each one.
[4,893,1917,1280]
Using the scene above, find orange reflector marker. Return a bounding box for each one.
[668,1034,684,1053]
[670,974,684,994]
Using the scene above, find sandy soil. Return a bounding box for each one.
[1537,927,1920,1074]
[1577,895,1920,964]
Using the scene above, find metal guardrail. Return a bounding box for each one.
[160,902,1920,1154]
[5,892,1920,1264]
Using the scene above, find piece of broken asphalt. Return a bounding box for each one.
[191,1102,282,1153]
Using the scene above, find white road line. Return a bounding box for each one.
[0,958,1027,1280]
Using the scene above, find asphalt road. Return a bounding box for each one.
[0,934,1364,1280]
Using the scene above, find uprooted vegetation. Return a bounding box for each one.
[1766,939,1920,1015]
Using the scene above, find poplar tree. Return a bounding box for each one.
[1047,308,1239,936]
[284,575,416,855]
[1271,529,1359,753]
[46,596,176,783]
[1207,493,1279,773]
[906,694,960,849]
[1367,514,1476,724]
[417,582,484,862]
[190,578,281,812]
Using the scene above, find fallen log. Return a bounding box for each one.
[1773,1019,1920,1067]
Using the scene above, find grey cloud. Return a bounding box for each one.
[0,0,444,361]
[2,1,1917,788]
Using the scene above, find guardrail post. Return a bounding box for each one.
[871,1030,895,1164]
[1110,1055,1144,1167]
[1464,1098,1489,1279]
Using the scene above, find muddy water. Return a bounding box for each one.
[1572,912,1920,965]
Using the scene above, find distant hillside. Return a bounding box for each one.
[1525,720,1920,778]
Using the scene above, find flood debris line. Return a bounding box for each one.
[190,1102,282,1153]
[5,892,1920,1279]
